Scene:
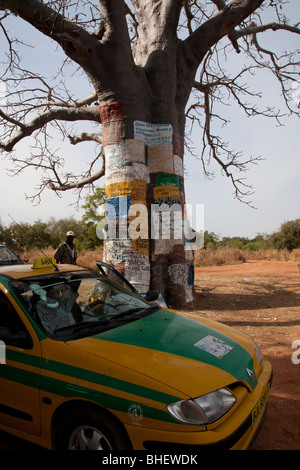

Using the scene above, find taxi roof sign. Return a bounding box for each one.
[32,256,58,270]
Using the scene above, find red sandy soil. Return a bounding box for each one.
[188,260,300,450]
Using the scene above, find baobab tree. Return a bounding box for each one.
[0,0,299,307]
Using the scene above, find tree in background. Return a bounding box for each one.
[47,217,84,249]
[0,219,52,250]
[81,187,105,250]
[0,1,299,306]
[0,217,81,251]
[203,231,220,250]
[270,219,300,251]
[0,192,106,251]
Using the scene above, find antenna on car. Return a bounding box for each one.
[7,214,59,271]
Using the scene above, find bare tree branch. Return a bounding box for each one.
[97,0,133,60]
[0,0,299,207]
[0,0,102,66]
[233,21,300,40]
[181,0,265,70]
[48,158,105,192]
[68,132,103,146]
[0,106,100,151]
[186,80,264,207]
[46,91,98,108]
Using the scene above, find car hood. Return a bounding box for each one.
[68,309,257,397]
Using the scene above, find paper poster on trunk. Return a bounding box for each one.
[134,121,173,146]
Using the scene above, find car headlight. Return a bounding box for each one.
[255,342,263,366]
[167,388,236,425]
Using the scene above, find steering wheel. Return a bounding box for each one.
[81,299,106,319]
[89,299,105,310]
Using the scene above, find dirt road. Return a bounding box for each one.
[189,260,300,450]
[1,260,299,450]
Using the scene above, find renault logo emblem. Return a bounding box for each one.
[246,368,254,381]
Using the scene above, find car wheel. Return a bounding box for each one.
[57,408,131,450]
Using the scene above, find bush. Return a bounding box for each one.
[270,219,300,251]
[0,217,103,252]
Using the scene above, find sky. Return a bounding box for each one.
[0,2,299,240]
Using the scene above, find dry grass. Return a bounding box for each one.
[77,250,103,269]
[195,247,300,266]
[19,247,54,264]
[18,246,300,269]
[17,247,102,270]
[194,247,246,266]
[248,247,300,262]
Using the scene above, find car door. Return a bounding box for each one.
[0,286,41,435]
[96,260,168,307]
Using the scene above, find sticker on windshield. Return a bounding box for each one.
[194,335,233,359]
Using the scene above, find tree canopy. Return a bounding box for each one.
[0,0,299,204]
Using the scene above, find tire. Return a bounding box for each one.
[57,408,131,450]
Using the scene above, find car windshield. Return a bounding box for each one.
[10,270,158,340]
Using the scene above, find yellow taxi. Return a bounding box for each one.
[0,257,272,450]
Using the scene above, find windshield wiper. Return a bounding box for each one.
[55,320,101,333]
[111,304,160,320]
[53,305,160,338]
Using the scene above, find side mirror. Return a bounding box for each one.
[143,290,168,308]
[144,290,160,302]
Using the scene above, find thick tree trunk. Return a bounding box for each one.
[99,99,195,308]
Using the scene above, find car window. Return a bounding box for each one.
[0,291,32,348]
[0,245,23,266]
[96,261,139,295]
[10,271,157,340]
